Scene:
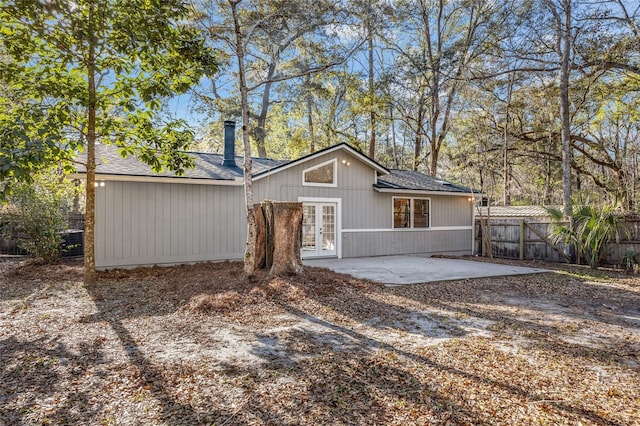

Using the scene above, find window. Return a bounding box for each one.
[393,197,430,229]
[393,198,411,228]
[303,159,337,187]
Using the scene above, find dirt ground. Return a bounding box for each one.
[1,257,639,425]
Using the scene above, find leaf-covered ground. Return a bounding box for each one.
[1,258,639,425]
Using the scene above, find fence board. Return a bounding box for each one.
[475,216,640,266]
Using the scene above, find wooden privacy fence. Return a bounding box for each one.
[475,216,640,266]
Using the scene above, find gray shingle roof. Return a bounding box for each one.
[86,144,285,181]
[80,144,470,194]
[376,170,471,193]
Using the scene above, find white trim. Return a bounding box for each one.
[301,159,338,187]
[67,173,244,186]
[254,144,388,181]
[298,197,342,259]
[375,187,471,197]
[392,196,431,229]
[341,226,473,233]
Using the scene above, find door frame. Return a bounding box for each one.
[298,197,342,259]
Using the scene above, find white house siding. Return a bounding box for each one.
[95,181,246,268]
[253,150,473,258]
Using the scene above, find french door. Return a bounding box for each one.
[301,202,337,258]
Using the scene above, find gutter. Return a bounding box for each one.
[67,173,244,186]
[373,187,472,197]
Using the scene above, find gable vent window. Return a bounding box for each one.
[302,159,337,187]
[393,197,430,229]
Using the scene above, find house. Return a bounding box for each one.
[77,121,474,269]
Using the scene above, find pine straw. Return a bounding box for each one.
[1,258,639,425]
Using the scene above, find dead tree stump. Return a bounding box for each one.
[263,200,275,270]
[270,202,304,275]
[253,204,267,269]
[254,201,304,275]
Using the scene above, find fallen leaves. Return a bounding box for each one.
[1,258,639,425]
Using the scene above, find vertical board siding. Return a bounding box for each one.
[254,151,472,229]
[343,230,471,257]
[254,150,472,258]
[95,181,246,268]
[95,148,473,267]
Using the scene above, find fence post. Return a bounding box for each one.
[480,219,485,257]
[519,219,525,260]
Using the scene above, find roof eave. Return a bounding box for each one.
[67,173,244,186]
[373,187,472,197]
[252,143,389,181]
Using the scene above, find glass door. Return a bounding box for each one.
[301,202,337,258]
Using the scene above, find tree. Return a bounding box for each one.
[197,0,356,158]
[0,0,216,285]
[390,0,503,176]
[227,0,260,275]
[545,0,574,217]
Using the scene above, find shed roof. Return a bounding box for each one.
[476,206,551,218]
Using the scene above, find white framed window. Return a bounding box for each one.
[393,197,430,229]
[302,159,337,187]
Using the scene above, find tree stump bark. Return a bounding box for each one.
[253,201,304,275]
[262,200,274,270]
[269,201,304,275]
[252,204,266,270]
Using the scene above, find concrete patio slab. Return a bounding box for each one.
[304,255,549,285]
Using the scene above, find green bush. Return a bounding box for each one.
[547,199,625,269]
[0,170,77,263]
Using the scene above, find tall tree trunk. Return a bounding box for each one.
[84,5,97,286]
[230,0,258,276]
[306,77,316,152]
[254,71,274,158]
[390,104,399,168]
[413,104,424,171]
[548,0,573,217]
[503,71,515,206]
[560,0,572,218]
[368,16,376,159]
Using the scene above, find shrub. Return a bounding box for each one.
[547,199,625,269]
[0,170,77,263]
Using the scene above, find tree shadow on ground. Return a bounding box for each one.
[0,336,105,424]
[382,272,640,369]
[81,284,240,425]
[4,259,637,425]
[223,326,481,425]
[244,301,627,426]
